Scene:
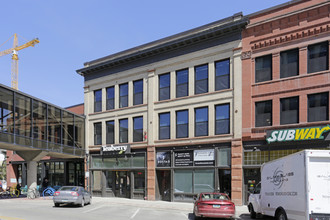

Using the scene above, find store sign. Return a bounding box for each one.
[156,152,171,167]
[101,144,131,155]
[175,151,193,167]
[194,149,215,166]
[266,125,330,144]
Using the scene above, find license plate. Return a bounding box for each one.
[213,205,221,208]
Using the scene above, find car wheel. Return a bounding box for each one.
[54,203,60,207]
[276,209,287,220]
[193,210,200,220]
[249,204,256,219]
[80,199,85,207]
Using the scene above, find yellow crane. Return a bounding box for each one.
[0,33,39,90]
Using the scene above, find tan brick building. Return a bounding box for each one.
[77,14,248,204]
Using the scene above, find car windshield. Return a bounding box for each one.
[201,193,228,200]
[59,186,79,191]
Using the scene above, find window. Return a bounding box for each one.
[195,64,208,94]
[159,73,170,101]
[195,107,208,137]
[308,42,329,73]
[119,119,128,143]
[280,97,299,125]
[255,100,272,127]
[94,89,102,112]
[106,87,115,110]
[215,104,230,135]
[133,116,143,142]
[308,92,329,122]
[106,121,114,144]
[133,80,143,105]
[159,112,170,140]
[176,69,188,98]
[280,49,299,78]
[255,55,272,83]
[176,110,188,138]
[94,122,102,145]
[215,59,230,91]
[119,83,128,108]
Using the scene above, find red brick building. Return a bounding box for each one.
[241,0,330,204]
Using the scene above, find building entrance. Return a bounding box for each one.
[114,171,130,198]
[243,168,261,204]
[156,170,171,201]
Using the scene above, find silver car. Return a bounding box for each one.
[53,186,92,207]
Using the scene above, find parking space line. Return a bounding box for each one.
[82,205,106,213]
[0,216,24,220]
[130,208,140,219]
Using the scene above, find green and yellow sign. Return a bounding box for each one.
[266,125,330,144]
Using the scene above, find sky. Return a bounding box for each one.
[0,0,289,108]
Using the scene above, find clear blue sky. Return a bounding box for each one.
[0,0,288,108]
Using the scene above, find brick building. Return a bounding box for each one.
[241,0,330,204]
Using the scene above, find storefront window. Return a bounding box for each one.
[194,169,214,193]
[174,170,193,193]
[244,150,269,165]
[217,148,231,166]
[92,157,103,168]
[134,171,145,192]
[132,155,145,167]
[0,87,14,134]
[106,171,113,190]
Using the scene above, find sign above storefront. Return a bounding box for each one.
[156,152,171,167]
[175,151,193,167]
[266,125,330,144]
[194,149,215,166]
[101,144,131,155]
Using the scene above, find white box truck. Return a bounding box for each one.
[248,150,330,220]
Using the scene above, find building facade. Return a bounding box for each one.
[241,0,330,204]
[77,14,248,204]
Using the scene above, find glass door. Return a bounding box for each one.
[156,170,171,201]
[115,171,130,198]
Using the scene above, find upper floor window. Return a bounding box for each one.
[133,116,143,142]
[119,83,128,108]
[119,118,128,143]
[280,96,299,125]
[176,110,188,138]
[255,100,272,127]
[94,122,102,145]
[94,89,102,112]
[280,49,299,78]
[215,104,230,135]
[134,80,143,105]
[195,107,208,137]
[106,120,114,144]
[215,59,230,91]
[308,92,329,122]
[255,55,272,83]
[159,112,170,140]
[195,64,208,94]
[159,73,170,101]
[308,42,329,73]
[106,86,115,110]
[176,69,188,98]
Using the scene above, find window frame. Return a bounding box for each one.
[159,73,170,101]
[215,104,230,135]
[255,100,272,127]
[195,107,208,137]
[255,54,272,83]
[308,92,329,122]
[119,118,128,143]
[215,59,230,91]
[308,41,329,74]
[94,122,102,145]
[106,86,115,110]
[94,89,102,112]
[106,120,114,144]
[119,83,128,108]
[280,96,299,125]
[176,110,189,138]
[176,69,189,98]
[195,64,209,95]
[159,112,170,140]
[133,79,143,106]
[280,48,299,78]
[133,116,143,142]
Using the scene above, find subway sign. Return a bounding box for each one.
[266,125,330,144]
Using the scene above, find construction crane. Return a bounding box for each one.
[0,33,39,90]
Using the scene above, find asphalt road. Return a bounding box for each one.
[0,197,273,220]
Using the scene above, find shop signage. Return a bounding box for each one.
[156,152,171,167]
[266,125,330,144]
[101,144,131,155]
[174,151,193,167]
[194,149,215,166]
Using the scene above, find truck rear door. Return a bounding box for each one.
[308,156,330,216]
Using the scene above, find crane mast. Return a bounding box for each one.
[0,33,39,90]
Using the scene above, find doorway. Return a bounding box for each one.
[156,170,171,201]
[114,171,130,198]
[243,168,261,204]
[219,169,231,198]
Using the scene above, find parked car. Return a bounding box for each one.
[53,186,92,207]
[193,192,235,219]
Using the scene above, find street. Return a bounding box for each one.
[0,197,273,220]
